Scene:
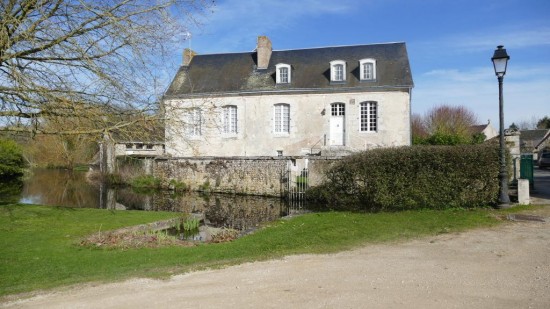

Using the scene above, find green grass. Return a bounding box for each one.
[0,204,528,297]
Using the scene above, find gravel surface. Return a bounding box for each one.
[2,207,549,309]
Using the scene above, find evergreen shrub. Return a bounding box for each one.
[311,144,500,211]
[0,138,26,178]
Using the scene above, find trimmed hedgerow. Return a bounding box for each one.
[309,144,500,211]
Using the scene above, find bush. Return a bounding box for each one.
[169,179,188,192]
[0,138,26,179]
[312,144,500,211]
[414,132,486,145]
[130,175,162,189]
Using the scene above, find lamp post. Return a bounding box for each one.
[491,45,510,208]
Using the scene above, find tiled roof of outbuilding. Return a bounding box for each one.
[521,129,549,143]
[164,42,413,97]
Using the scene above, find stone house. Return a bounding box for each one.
[162,36,414,157]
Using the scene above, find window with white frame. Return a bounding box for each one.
[331,103,345,116]
[222,105,238,134]
[330,60,346,82]
[273,103,290,134]
[359,59,376,81]
[186,107,202,136]
[276,63,291,84]
[360,101,377,132]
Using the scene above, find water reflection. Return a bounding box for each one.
[7,168,308,230]
[20,168,99,208]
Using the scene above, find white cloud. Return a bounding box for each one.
[441,26,550,53]
[187,0,359,53]
[413,64,550,126]
[466,29,550,51]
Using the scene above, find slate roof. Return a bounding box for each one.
[520,129,550,153]
[470,124,488,134]
[164,42,413,97]
[521,129,549,144]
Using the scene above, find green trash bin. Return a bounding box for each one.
[520,154,534,188]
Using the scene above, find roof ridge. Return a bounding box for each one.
[192,42,405,57]
[273,42,405,52]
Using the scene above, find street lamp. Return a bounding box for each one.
[492,45,510,208]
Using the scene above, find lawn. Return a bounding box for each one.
[0,204,522,297]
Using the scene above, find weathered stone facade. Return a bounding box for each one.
[164,91,411,157]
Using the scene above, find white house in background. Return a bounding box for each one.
[163,36,414,157]
[471,120,498,141]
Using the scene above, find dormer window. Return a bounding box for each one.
[330,60,346,82]
[359,58,376,81]
[276,63,291,84]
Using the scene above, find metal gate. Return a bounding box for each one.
[286,159,309,211]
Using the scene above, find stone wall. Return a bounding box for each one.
[153,156,339,197]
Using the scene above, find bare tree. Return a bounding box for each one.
[424,105,478,137]
[411,113,427,137]
[0,0,213,138]
[412,105,481,145]
[517,116,539,130]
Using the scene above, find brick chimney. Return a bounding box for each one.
[183,48,196,66]
[256,36,272,70]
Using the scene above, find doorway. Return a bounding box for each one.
[330,103,345,146]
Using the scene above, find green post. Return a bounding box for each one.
[519,154,534,189]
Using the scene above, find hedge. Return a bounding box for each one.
[309,144,501,211]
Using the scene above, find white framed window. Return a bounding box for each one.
[186,107,202,136]
[330,60,346,82]
[276,63,291,84]
[273,103,290,134]
[360,101,377,132]
[331,103,345,116]
[222,105,238,134]
[359,58,376,81]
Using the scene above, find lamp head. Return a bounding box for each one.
[492,45,510,77]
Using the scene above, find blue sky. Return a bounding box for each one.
[172,0,550,127]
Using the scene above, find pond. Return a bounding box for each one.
[0,168,310,233]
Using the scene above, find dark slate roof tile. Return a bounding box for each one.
[165,42,413,97]
[521,129,549,142]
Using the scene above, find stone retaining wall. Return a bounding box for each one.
[153,156,339,197]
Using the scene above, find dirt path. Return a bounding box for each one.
[2,209,550,309]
